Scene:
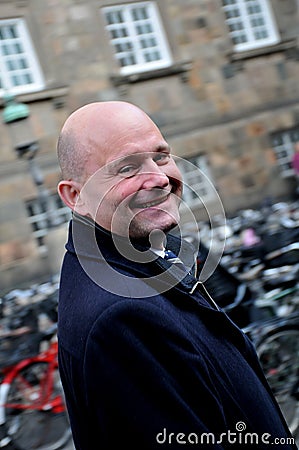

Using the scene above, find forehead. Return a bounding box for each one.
[94,120,169,165]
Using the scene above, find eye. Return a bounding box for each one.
[118,164,139,177]
[153,153,170,164]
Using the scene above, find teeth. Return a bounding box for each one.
[138,196,168,208]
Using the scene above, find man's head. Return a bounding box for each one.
[57,101,183,240]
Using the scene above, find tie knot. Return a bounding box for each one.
[164,250,188,273]
[164,250,179,261]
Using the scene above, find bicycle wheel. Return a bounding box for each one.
[256,327,299,436]
[1,361,71,450]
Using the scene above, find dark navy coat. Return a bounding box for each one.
[58,216,296,449]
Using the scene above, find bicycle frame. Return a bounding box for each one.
[0,340,64,423]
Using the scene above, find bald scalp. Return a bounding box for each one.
[57,101,150,182]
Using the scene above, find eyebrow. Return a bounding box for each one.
[155,144,171,153]
[117,143,171,159]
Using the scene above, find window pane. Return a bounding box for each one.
[106,11,124,24]
[6,59,16,71]
[19,58,28,69]
[140,37,156,48]
[23,73,33,84]
[14,42,23,54]
[2,44,10,56]
[119,55,136,67]
[132,7,149,21]
[136,23,153,34]
[9,25,18,39]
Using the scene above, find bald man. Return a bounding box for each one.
[57,101,182,240]
[57,102,296,449]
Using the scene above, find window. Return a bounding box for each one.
[0,18,44,95]
[222,0,280,52]
[102,2,172,75]
[176,155,216,208]
[271,128,299,178]
[26,193,71,247]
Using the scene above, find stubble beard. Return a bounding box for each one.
[128,215,179,241]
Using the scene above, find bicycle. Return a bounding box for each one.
[0,295,72,450]
[191,203,299,439]
[0,324,71,450]
[240,290,299,438]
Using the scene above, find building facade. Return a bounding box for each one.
[1,0,299,293]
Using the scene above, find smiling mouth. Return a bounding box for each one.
[132,193,170,209]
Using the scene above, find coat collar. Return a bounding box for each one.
[66,213,199,292]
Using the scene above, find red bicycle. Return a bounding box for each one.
[0,308,71,450]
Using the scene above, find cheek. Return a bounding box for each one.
[168,161,182,180]
[114,180,140,205]
[83,183,111,217]
[168,165,183,189]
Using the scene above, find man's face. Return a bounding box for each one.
[78,119,183,240]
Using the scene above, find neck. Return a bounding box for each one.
[73,212,155,250]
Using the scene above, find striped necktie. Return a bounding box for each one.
[164,250,188,273]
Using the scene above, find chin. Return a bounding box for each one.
[157,219,179,234]
[129,216,179,240]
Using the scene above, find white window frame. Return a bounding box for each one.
[0,18,44,95]
[222,0,280,52]
[176,155,217,208]
[26,193,71,245]
[271,128,299,178]
[102,1,172,75]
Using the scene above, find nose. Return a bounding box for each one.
[140,159,169,189]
